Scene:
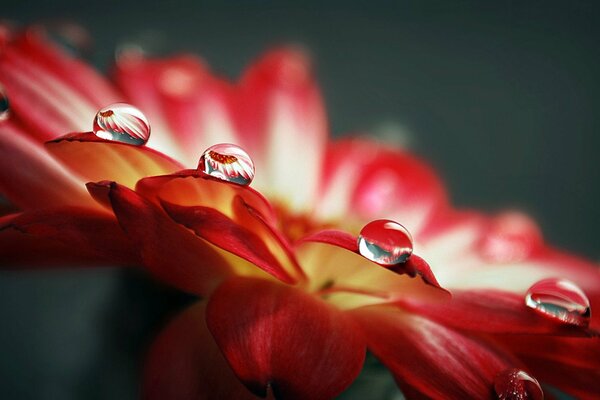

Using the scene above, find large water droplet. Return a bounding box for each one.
[494,368,543,400]
[0,84,9,121]
[198,143,255,186]
[93,103,150,145]
[358,219,413,265]
[525,278,591,327]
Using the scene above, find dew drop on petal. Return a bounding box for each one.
[525,278,591,327]
[494,368,543,400]
[198,143,255,186]
[93,103,150,145]
[0,84,9,121]
[358,219,413,265]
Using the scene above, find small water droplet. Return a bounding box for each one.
[494,368,543,400]
[198,143,255,186]
[480,212,542,263]
[525,278,591,327]
[358,219,413,265]
[93,103,150,145]
[0,85,9,121]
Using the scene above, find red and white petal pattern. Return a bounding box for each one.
[0,206,138,266]
[315,138,448,236]
[352,305,517,400]
[143,303,261,400]
[0,122,93,209]
[237,48,328,212]
[206,276,366,400]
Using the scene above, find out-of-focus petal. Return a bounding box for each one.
[315,137,448,235]
[0,206,138,266]
[237,48,327,212]
[0,122,93,209]
[398,289,594,336]
[161,201,297,284]
[142,303,260,400]
[0,29,122,140]
[92,181,233,295]
[206,276,365,400]
[351,305,516,399]
[46,132,183,188]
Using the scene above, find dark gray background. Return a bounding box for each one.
[1,1,598,399]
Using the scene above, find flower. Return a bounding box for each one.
[1,26,599,399]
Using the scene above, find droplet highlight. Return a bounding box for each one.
[494,368,543,400]
[525,278,591,327]
[93,103,150,145]
[198,143,255,186]
[0,84,9,121]
[358,219,413,265]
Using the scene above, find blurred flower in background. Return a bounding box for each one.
[1,14,599,400]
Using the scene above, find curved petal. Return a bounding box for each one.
[0,206,138,266]
[351,305,517,399]
[161,201,297,284]
[93,181,233,295]
[315,137,448,235]
[142,302,260,400]
[0,29,122,140]
[397,289,594,336]
[0,122,93,209]
[237,48,327,212]
[46,132,183,188]
[206,276,366,400]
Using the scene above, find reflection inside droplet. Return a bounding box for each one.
[198,143,255,186]
[358,219,413,265]
[525,278,591,327]
[0,84,9,121]
[93,103,150,145]
[494,368,543,400]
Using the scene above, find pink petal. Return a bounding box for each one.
[398,289,594,336]
[142,302,261,400]
[46,132,183,188]
[206,276,366,399]
[0,122,93,209]
[316,137,448,235]
[351,305,516,399]
[237,48,327,212]
[161,201,297,284]
[0,206,138,266]
[0,30,122,140]
[91,181,232,295]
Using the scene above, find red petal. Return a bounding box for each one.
[0,122,93,209]
[96,182,232,295]
[298,229,358,252]
[351,305,516,399]
[316,137,448,235]
[398,289,594,336]
[142,302,261,400]
[206,276,366,399]
[237,48,328,211]
[0,206,138,266]
[46,132,183,188]
[0,30,121,140]
[161,201,297,284]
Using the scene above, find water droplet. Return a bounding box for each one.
[358,219,413,265]
[480,212,542,263]
[93,103,150,145]
[0,84,9,121]
[494,368,543,400]
[198,143,255,186]
[525,278,591,327]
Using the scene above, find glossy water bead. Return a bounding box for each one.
[198,143,255,186]
[525,278,591,327]
[494,368,543,400]
[93,103,150,145]
[0,85,9,121]
[358,219,413,265]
